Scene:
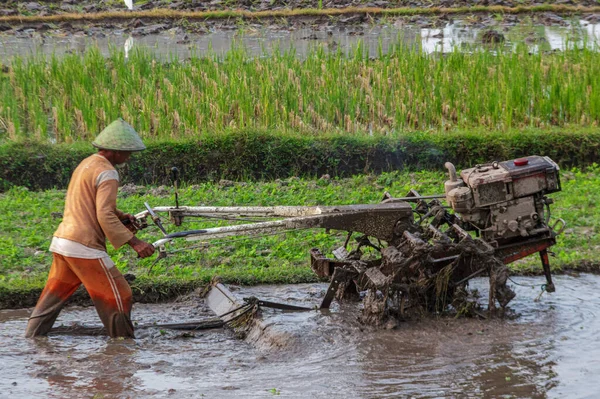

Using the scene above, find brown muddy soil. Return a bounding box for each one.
[2,11,599,41]
[2,276,600,398]
[2,0,600,39]
[1,0,599,40]
[2,0,599,18]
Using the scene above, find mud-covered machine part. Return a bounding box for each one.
[136,156,565,323]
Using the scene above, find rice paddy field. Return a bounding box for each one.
[2,2,600,306]
[3,5,600,399]
[1,40,600,143]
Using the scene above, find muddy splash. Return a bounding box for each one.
[1,274,599,398]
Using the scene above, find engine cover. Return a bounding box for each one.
[445,156,561,242]
[460,156,560,207]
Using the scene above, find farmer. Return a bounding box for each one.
[25,118,155,339]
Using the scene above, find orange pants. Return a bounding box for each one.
[25,253,134,338]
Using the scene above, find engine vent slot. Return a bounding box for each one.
[475,182,506,206]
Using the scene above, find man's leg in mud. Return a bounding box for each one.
[68,257,135,338]
[25,253,82,338]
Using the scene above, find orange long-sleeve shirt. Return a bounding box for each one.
[54,154,133,251]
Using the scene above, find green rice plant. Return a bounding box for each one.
[1,38,600,143]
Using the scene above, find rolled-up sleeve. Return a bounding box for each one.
[96,180,134,250]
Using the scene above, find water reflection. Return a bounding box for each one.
[421,23,478,53]
[124,35,134,59]
[0,18,600,61]
[1,314,140,398]
[36,338,139,399]
[585,20,600,42]
[355,319,553,397]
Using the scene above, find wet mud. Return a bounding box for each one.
[2,274,599,398]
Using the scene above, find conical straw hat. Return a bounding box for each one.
[92,118,146,151]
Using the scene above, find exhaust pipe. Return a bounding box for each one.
[444,162,465,195]
[445,162,457,182]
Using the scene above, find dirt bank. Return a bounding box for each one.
[1,0,599,38]
[0,8,598,42]
[3,0,599,17]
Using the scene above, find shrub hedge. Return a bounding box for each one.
[1,128,598,191]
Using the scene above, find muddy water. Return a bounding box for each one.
[1,18,600,61]
[1,274,599,398]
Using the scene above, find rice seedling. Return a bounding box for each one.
[1,38,599,143]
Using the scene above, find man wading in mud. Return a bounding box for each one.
[25,118,155,339]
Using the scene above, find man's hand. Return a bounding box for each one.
[128,236,155,258]
[122,213,136,223]
[121,213,140,233]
